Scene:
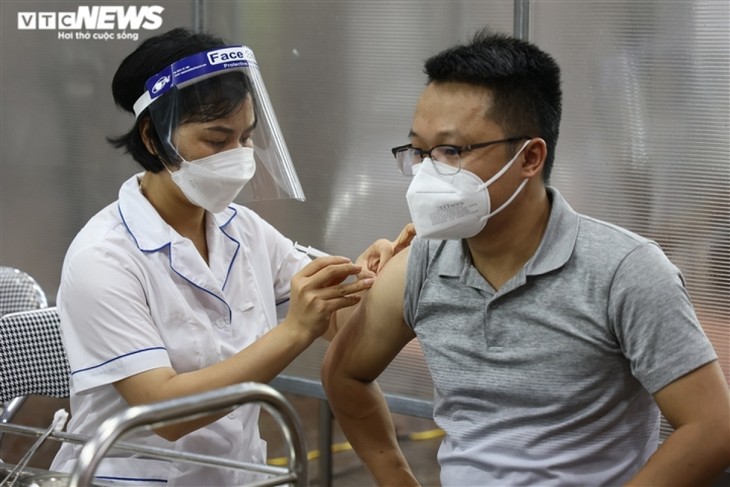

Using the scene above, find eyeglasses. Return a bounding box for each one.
[391,136,531,176]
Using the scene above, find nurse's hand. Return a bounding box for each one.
[285,256,374,341]
[355,223,416,278]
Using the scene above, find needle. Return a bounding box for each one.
[293,243,330,259]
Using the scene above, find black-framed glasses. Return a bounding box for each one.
[391,136,531,176]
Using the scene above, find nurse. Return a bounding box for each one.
[51,27,411,485]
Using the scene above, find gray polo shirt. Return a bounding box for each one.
[404,186,717,487]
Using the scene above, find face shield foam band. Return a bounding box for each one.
[133,46,257,118]
[132,46,305,202]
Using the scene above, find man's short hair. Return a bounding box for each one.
[424,29,562,182]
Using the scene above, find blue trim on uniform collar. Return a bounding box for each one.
[216,210,240,291]
[118,173,239,253]
[212,204,238,228]
[118,203,169,253]
[167,247,233,322]
[118,174,173,252]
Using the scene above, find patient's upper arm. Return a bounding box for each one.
[325,248,416,382]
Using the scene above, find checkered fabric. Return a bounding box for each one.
[0,266,48,316]
[0,307,70,402]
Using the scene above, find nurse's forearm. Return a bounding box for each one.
[179,318,318,389]
[115,320,317,441]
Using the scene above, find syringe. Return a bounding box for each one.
[294,242,331,259]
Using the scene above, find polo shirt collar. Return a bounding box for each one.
[435,186,579,284]
[525,186,579,276]
[117,173,237,252]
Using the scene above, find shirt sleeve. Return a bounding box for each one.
[58,243,171,394]
[608,242,717,394]
[273,246,311,304]
[242,211,311,311]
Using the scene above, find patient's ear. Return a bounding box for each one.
[521,138,547,178]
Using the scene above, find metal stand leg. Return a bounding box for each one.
[0,397,29,453]
[318,400,333,487]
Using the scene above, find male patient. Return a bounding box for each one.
[322,29,730,486]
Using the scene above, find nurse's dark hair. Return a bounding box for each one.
[108,27,253,172]
[424,28,562,183]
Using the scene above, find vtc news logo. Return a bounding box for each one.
[17,5,164,30]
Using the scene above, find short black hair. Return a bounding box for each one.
[108,27,252,172]
[424,29,562,182]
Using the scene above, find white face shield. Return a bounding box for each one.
[133,45,305,202]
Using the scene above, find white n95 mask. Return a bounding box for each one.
[405,140,530,240]
[169,146,256,213]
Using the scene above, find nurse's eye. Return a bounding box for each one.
[204,139,228,148]
[239,133,255,148]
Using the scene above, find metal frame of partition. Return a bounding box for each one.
[513,0,530,40]
[0,383,307,487]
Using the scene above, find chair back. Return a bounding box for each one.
[0,269,51,428]
[0,267,48,316]
[0,307,70,403]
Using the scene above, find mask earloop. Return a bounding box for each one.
[477,139,532,221]
[484,178,529,221]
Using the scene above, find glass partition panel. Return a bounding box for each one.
[533,0,729,380]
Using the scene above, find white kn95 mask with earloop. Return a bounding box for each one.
[406,139,531,240]
[168,146,256,213]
